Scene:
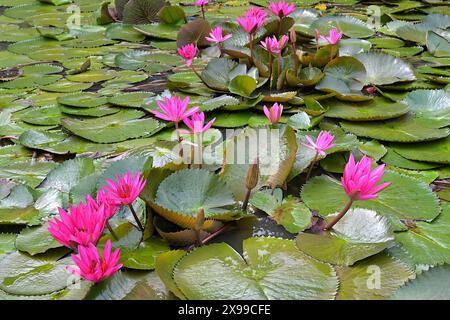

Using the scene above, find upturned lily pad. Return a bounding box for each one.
[155,169,239,220]
[61,109,163,143]
[122,0,166,24]
[165,237,338,300]
[177,18,210,48]
[316,56,367,96]
[310,15,374,38]
[300,171,441,228]
[355,52,416,85]
[296,209,394,266]
[402,89,450,128]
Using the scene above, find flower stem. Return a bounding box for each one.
[174,121,184,159]
[106,221,118,240]
[128,203,144,231]
[201,5,205,19]
[323,198,354,231]
[249,33,254,62]
[201,224,230,245]
[277,53,282,82]
[196,132,203,169]
[305,152,318,182]
[268,55,273,90]
[242,188,251,211]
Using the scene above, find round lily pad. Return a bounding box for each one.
[57,92,108,108]
[170,237,338,300]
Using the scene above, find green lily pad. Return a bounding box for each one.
[62,109,163,143]
[336,253,413,300]
[155,169,238,220]
[296,208,394,266]
[15,222,62,255]
[340,114,450,143]
[391,137,450,164]
[120,237,170,270]
[18,105,61,126]
[392,265,450,300]
[108,92,155,108]
[250,190,313,233]
[168,237,338,300]
[310,15,374,38]
[323,97,409,121]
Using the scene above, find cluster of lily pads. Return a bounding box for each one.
[0,0,449,300]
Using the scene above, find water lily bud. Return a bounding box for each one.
[195,207,205,231]
[245,158,260,190]
[289,27,297,45]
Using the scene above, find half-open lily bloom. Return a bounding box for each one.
[150,96,200,123]
[268,0,296,18]
[48,203,106,250]
[237,7,268,33]
[342,153,391,201]
[181,111,216,134]
[205,27,232,44]
[195,0,208,6]
[68,240,122,283]
[260,35,289,54]
[104,171,146,206]
[86,190,119,219]
[320,28,342,45]
[177,44,198,67]
[263,103,283,124]
[302,131,336,157]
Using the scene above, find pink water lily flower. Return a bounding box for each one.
[195,0,208,6]
[104,171,146,206]
[150,96,200,123]
[342,153,391,201]
[68,240,122,283]
[260,35,289,54]
[177,43,198,67]
[48,202,106,250]
[263,103,283,124]
[205,27,232,44]
[302,131,336,157]
[86,190,120,220]
[237,7,268,33]
[268,0,296,18]
[320,28,342,45]
[181,111,216,134]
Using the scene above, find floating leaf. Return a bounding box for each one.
[122,0,166,24]
[296,209,394,266]
[61,110,163,143]
[169,237,338,300]
[391,136,450,164]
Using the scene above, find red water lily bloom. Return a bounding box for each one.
[104,171,146,206]
[181,111,216,134]
[342,153,391,201]
[86,190,120,220]
[302,131,336,157]
[150,96,199,124]
[205,27,232,44]
[263,103,283,124]
[237,7,268,33]
[68,240,122,283]
[268,0,296,18]
[177,44,198,67]
[195,0,208,6]
[260,35,289,54]
[48,202,106,250]
[320,28,342,45]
